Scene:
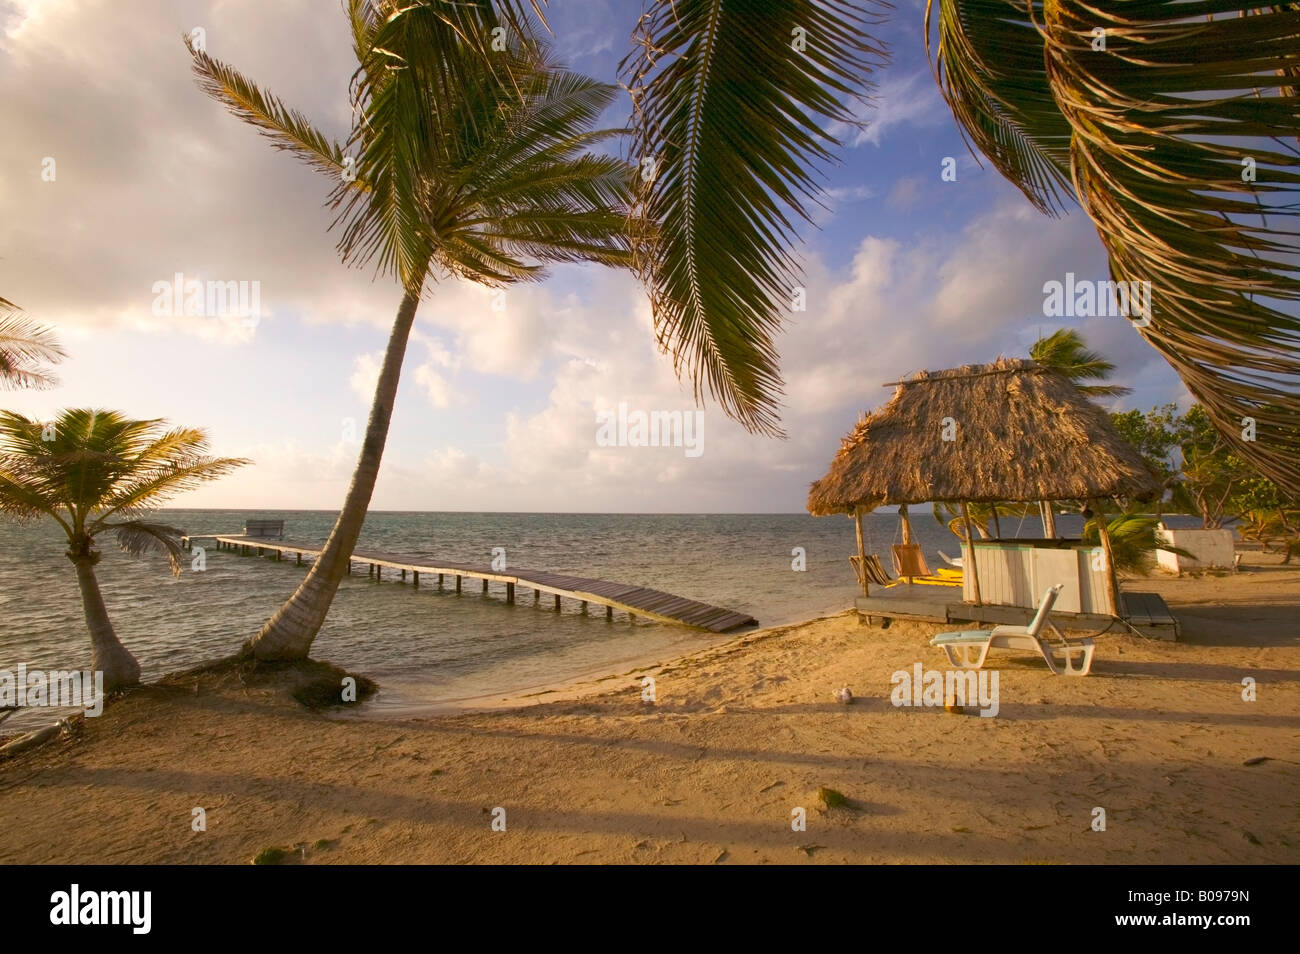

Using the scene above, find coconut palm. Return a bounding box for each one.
[186,3,633,659]
[0,409,247,690]
[0,297,65,390]
[351,0,887,437]
[1029,327,1131,532]
[1030,328,1131,399]
[1082,509,1190,577]
[927,0,1300,494]
[189,1,882,660]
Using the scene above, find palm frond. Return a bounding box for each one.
[926,0,1075,215]
[622,0,888,436]
[108,520,188,576]
[1039,0,1300,493]
[0,301,66,390]
[92,455,250,527]
[185,38,353,183]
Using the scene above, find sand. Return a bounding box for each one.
[1,550,1297,865]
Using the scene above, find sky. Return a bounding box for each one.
[0,0,1192,513]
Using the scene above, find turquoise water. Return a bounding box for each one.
[0,509,1200,729]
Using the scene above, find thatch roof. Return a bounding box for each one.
[807,358,1161,515]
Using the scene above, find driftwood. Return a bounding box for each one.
[0,723,62,759]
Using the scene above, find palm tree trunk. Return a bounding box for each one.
[248,288,421,660]
[1039,500,1057,538]
[69,554,140,691]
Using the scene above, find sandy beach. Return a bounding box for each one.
[2,550,1296,865]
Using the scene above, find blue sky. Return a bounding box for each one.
[0,0,1189,512]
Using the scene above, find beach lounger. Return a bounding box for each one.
[929,584,1096,676]
[892,543,932,582]
[937,549,963,569]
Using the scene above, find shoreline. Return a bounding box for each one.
[372,612,850,718]
[2,552,1297,864]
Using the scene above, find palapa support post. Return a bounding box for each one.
[482,578,488,595]
[899,503,913,545]
[437,573,443,587]
[1040,500,1057,538]
[1089,497,1122,617]
[961,501,982,606]
[456,575,462,594]
[554,594,561,611]
[296,552,302,566]
[606,605,613,621]
[853,506,869,596]
[507,582,515,604]
[580,600,587,614]
[401,568,406,581]
[534,589,540,604]
[413,571,419,589]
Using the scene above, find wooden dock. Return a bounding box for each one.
[184,534,758,634]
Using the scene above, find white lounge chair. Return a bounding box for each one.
[937,549,963,569]
[929,584,1096,676]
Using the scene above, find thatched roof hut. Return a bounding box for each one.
[807,358,1160,515]
[807,357,1162,610]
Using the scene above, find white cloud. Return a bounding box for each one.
[349,352,381,404]
[845,70,948,148]
[414,365,454,409]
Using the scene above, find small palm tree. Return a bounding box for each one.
[1027,327,1132,534]
[0,409,247,690]
[1030,328,1132,399]
[1082,509,1190,576]
[0,297,66,390]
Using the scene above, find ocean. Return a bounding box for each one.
[0,509,1203,731]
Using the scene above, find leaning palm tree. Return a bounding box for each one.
[0,297,66,390]
[927,0,1300,494]
[189,1,883,660]
[186,3,633,660]
[374,1,887,436]
[0,409,247,690]
[1030,328,1131,399]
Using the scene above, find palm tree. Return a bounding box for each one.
[0,297,66,390]
[189,1,882,660]
[1030,328,1131,399]
[1029,327,1131,534]
[376,1,887,437]
[186,3,633,660]
[0,409,247,690]
[927,0,1300,495]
